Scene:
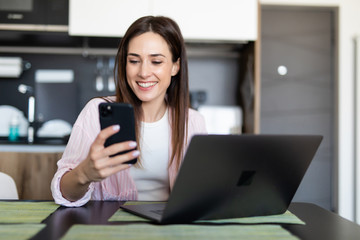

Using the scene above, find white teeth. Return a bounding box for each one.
[138,82,156,88]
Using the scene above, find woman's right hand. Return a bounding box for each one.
[77,124,139,185]
[60,124,139,202]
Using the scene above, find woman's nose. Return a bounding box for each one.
[138,62,151,78]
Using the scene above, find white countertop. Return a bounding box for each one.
[0,144,66,153]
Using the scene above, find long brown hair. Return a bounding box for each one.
[114,16,189,170]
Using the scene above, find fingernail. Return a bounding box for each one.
[113,125,120,131]
[129,141,137,147]
[132,150,140,157]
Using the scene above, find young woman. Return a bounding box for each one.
[51,16,207,207]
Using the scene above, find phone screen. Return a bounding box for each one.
[99,102,137,164]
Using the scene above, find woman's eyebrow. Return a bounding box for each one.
[127,53,166,57]
[127,53,140,57]
[149,53,166,57]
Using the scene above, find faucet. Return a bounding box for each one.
[18,84,35,143]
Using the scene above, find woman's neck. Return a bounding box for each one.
[141,100,167,123]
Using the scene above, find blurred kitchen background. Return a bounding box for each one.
[0,43,245,139]
[0,0,251,142]
[1,0,360,225]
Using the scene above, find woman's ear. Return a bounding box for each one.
[171,58,180,76]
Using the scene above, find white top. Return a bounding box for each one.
[129,109,170,201]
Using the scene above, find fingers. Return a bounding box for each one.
[81,147,139,183]
[109,149,140,166]
[93,125,120,148]
[83,124,139,182]
[100,163,132,177]
[92,125,137,159]
[103,141,137,157]
[96,148,140,169]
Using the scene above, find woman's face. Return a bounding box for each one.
[126,32,179,105]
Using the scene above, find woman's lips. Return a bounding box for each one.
[137,81,157,90]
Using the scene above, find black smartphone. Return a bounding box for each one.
[99,102,137,164]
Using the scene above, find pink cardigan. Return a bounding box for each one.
[51,98,207,207]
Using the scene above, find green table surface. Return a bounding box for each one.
[62,223,300,240]
[109,201,305,225]
[0,224,46,240]
[0,201,59,223]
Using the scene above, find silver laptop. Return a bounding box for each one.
[120,134,322,224]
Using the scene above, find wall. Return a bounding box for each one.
[261,0,360,222]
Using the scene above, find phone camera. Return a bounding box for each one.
[100,105,112,117]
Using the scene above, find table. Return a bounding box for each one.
[28,202,360,240]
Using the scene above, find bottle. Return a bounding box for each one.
[8,115,20,142]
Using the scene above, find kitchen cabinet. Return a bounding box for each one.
[152,0,258,41]
[69,0,258,41]
[0,151,62,200]
[260,7,335,210]
[69,0,150,38]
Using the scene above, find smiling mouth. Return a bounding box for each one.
[137,82,157,88]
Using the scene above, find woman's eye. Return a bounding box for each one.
[128,59,139,64]
[152,61,162,65]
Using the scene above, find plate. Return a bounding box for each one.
[37,119,72,137]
